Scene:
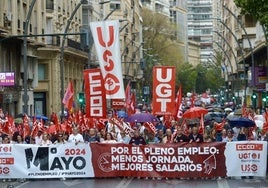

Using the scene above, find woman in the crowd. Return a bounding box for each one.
[54,132,67,144]
[40,132,52,146]
[101,132,117,143]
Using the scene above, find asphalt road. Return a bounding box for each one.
[1,177,268,188]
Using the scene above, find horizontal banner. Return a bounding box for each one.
[0,141,266,179]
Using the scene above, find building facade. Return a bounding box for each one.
[217,0,267,109]
[0,0,143,117]
[187,0,213,64]
[170,0,188,63]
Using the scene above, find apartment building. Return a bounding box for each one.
[187,0,213,64]
[218,0,267,108]
[0,0,143,117]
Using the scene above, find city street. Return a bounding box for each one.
[1,177,268,188]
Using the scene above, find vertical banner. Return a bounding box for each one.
[84,69,107,118]
[90,20,125,99]
[152,66,176,115]
[225,141,267,177]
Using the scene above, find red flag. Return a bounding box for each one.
[125,81,131,107]
[262,111,268,135]
[62,80,74,112]
[23,114,31,138]
[1,115,16,135]
[181,119,189,136]
[31,118,45,137]
[50,112,61,132]
[214,119,226,132]
[199,115,205,135]
[144,122,157,135]
[129,92,136,115]
[62,120,73,134]
[176,85,183,119]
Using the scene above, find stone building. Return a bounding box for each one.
[0,0,143,117]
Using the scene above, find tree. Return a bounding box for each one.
[142,8,184,90]
[142,8,224,96]
[177,63,197,94]
[234,0,268,37]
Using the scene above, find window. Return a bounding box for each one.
[38,64,48,80]
[244,15,256,27]
[110,2,121,10]
[46,0,54,10]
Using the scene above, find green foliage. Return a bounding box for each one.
[177,63,197,94]
[142,8,225,95]
[234,0,268,37]
[142,8,184,90]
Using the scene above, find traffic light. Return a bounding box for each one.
[252,93,257,100]
[78,92,85,105]
[252,92,257,109]
[262,93,267,102]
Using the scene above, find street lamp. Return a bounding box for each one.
[213,30,247,103]
[213,41,234,74]
[213,17,248,105]
[23,0,37,114]
[213,30,238,70]
[60,0,88,117]
[222,4,255,87]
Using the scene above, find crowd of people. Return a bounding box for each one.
[0,107,267,181]
[1,114,267,146]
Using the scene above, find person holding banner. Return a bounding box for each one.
[102,132,117,144]
[174,126,189,143]
[84,128,100,143]
[146,131,160,144]
[54,132,67,144]
[35,130,43,145]
[129,130,146,145]
[162,129,174,143]
[118,131,131,144]
[188,126,203,143]
[15,134,27,144]
[222,129,237,142]
[68,126,84,145]
[40,132,52,146]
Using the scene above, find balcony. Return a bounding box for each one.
[67,38,88,52]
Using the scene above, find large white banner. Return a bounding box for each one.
[0,143,93,179]
[90,20,125,99]
[225,141,267,177]
[0,142,266,179]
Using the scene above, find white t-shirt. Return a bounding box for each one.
[35,136,43,145]
[68,133,84,143]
